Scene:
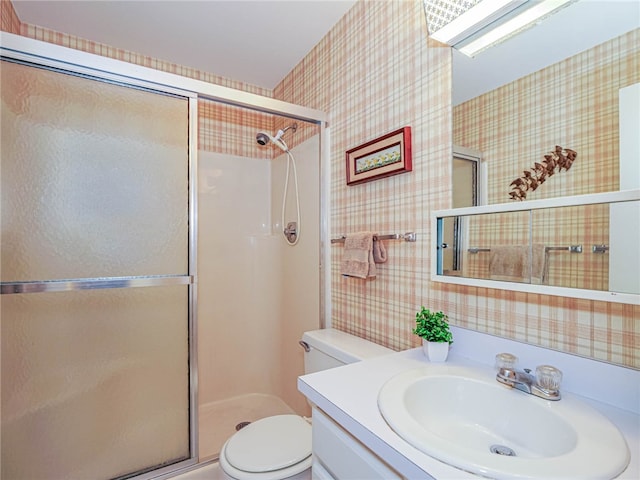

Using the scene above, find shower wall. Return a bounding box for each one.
[197,137,320,409]
[197,111,320,457]
[197,152,280,403]
[271,136,321,415]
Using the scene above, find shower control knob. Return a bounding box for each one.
[284,222,298,243]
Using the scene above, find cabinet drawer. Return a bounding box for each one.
[312,407,401,480]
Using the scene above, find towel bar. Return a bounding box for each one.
[467,247,491,254]
[468,245,583,254]
[331,232,416,244]
[546,245,582,253]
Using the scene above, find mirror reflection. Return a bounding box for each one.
[437,200,640,295]
[453,1,638,203]
[449,0,639,295]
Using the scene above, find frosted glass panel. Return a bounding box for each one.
[1,60,189,281]
[1,59,193,479]
[1,286,190,479]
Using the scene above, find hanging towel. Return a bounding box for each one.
[372,238,388,264]
[489,244,546,283]
[488,245,526,283]
[531,244,547,285]
[340,232,376,278]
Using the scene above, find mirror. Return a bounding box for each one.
[453,1,639,106]
[433,191,640,304]
[453,0,638,202]
[448,0,639,299]
[440,210,530,281]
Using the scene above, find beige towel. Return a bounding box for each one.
[530,244,547,284]
[341,232,376,278]
[373,238,388,264]
[489,244,546,283]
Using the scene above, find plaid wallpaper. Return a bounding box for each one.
[273,2,639,368]
[455,29,639,204]
[275,0,454,352]
[3,0,638,368]
[0,0,19,34]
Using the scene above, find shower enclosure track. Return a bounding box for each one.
[0,275,193,294]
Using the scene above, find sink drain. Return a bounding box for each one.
[490,444,516,456]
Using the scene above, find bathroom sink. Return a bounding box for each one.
[378,366,630,479]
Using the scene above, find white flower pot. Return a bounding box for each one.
[422,340,449,362]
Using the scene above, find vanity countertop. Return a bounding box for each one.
[298,347,640,480]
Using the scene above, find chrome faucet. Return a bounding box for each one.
[496,365,562,401]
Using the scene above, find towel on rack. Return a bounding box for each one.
[488,245,528,282]
[488,244,546,283]
[531,244,547,285]
[372,238,388,264]
[340,232,376,278]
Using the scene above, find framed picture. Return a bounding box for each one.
[346,127,412,185]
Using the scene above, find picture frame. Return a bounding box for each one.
[346,126,412,186]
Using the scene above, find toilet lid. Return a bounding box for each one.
[225,415,311,473]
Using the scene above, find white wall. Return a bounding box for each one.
[197,135,320,417]
[197,152,283,404]
[610,83,640,294]
[271,136,321,414]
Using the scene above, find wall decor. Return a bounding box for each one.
[508,145,577,200]
[346,126,412,185]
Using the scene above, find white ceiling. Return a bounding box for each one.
[11,0,639,98]
[11,0,358,90]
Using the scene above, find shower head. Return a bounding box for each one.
[256,123,298,152]
[256,132,271,146]
[256,131,287,151]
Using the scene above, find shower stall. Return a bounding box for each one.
[1,32,327,478]
[196,100,322,460]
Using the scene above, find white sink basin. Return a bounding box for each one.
[378,365,630,479]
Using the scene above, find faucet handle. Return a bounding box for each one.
[535,365,563,392]
[495,352,518,371]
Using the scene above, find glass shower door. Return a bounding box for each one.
[1,59,194,479]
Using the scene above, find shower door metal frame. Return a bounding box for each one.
[1,52,200,478]
[0,59,201,298]
[1,31,330,477]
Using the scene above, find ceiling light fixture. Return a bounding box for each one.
[424,0,575,57]
[425,0,526,45]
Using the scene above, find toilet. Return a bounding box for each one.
[218,328,393,480]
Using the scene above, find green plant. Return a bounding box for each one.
[412,307,453,344]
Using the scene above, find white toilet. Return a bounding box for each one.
[218,328,393,480]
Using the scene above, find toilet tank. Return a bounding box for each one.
[302,328,393,374]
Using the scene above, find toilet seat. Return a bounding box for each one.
[220,415,312,480]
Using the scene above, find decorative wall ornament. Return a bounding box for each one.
[508,146,577,201]
[346,127,412,185]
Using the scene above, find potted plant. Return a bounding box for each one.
[412,307,453,362]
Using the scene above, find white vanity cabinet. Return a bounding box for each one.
[299,331,639,480]
[311,407,402,480]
